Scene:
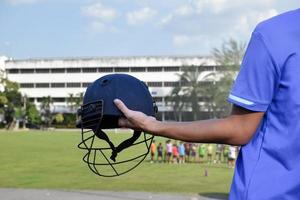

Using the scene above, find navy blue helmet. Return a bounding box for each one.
[76,74,157,177]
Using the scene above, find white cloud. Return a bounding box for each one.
[81,2,117,22]
[174,4,194,16]
[89,21,118,33]
[81,2,118,34]
[126,7,157,26]
[6,0,39,5]
[173,34,206,46]
[233,9,278,37]
[159,14,173,26]
[192,0,276,14]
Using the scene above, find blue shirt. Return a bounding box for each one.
[227,9,300,200]
[179,144,185,156]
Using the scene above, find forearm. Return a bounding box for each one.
[149,117,251,146]
[114,99,263,146]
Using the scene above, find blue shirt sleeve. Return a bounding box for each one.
[228,31,279,112]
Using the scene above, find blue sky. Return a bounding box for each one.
[0,0,299,59]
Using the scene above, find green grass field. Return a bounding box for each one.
[0,130,233,198]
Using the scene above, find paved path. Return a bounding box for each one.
[0,188,226,200]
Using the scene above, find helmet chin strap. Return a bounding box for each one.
[93,128,141,162]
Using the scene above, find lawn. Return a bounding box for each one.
[0,130,233,198]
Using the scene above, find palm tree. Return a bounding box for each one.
[40,96,53,128]
[67,93,76,113]
[167,84,185,121]
[67,93,83,113]
[172,65,206,121]
[210,38,246,117]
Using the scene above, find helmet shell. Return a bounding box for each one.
[82,74,155,129]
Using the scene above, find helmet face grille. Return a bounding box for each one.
[77,100,154,177]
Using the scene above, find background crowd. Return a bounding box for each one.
[150,140,239,168]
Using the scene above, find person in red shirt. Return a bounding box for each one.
[172,143,179,164]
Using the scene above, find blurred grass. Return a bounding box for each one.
[0,130,233,196]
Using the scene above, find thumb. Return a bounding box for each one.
[114,99,131,117]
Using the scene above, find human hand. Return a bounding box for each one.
[113,99,158,133]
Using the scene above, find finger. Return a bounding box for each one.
[114,99,131,117]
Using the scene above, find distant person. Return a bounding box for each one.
[113,9,300,199]
[172,142,179,163]
[215,144,223,164]
[207,144,213,164]
[150,140,156,163]
[198,144,206,163]
[157,142,163,163]
[228,146,237,168]
[178,141,185,163]
[184,143,191,163]
[166,140,173,163]
[223,145,229,164]
[190,143,197,163]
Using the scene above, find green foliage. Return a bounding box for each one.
[26,102,41,125]
[167,66,206,121]
[0,78,22,129]
[67,93,83,113]
[0,95,8,106]
[54,113,64,124]
[63,113,76,128]
[209,38,246,118]
[40,96,53,127]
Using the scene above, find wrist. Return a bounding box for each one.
[146,118,163,135]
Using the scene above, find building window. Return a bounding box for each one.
[51,83,65,88]
[98,67,113,72]
[153,97,163,102]
[67,82,81,88]
[147,82,162,87]
[82,68,97,73]
[82,82,91,88]
[51,68,65,73]
[29,98,35,102]
[20,69,34,74]
[147,67,163,72]
[66,68,81,73]
[164,82,179,87]
[36,68,50,73]
[164,66,180,72]
[198,65,214,71]
[7,69,19,74]
[131,67,146,72]
[199,81,213,87]
[115,67,129,72]
[52,98,66,102]
[181,81,191,87]
[36,83,50,88]
[20,83,34,88]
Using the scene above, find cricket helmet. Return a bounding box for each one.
[76,74,157,177]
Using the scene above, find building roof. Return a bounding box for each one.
[5,55,216,69]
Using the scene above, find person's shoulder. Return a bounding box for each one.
[255,8,300,35]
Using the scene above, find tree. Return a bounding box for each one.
[0,78,22,129]
[167,85,185,121]
[209,38,246,117]
[67,92,83,113]
[26,102,41,126]
[168,66,207,121]
[54,113,64,124]
[40,96,53,128]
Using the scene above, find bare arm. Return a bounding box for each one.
[114,99,264,146]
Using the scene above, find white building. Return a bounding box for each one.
[4,56,218,121]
